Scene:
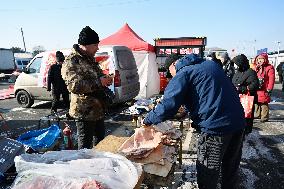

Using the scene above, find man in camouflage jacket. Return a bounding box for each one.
[61,26,113,149]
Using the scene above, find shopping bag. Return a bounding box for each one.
[239,93,254,118]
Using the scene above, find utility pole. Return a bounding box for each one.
[276,41,281,67]
[253,39,256,57]
[20,27,26,52]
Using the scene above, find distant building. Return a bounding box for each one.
[267,50,284,68]
[204,47,227,59]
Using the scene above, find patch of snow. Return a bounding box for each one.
[4,116,12,120]
[22,109,37,114]
[0,132,8,137]
[10,107,25,112]
[174,154,198,189]
[32,101,49,107]
[242,130,276,161]
[240,168,258,189]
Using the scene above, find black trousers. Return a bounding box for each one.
[51,89,69,112]
[76,119,105,149]
[196,129,245,189]
[282,80,284,91]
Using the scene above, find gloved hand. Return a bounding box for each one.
[140,118,147,127]
[238,86,248,94]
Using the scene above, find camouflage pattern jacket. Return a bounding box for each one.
[61,44,106,121]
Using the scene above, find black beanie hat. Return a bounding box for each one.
[232,54,249,70]
[164,54,180,69]
[78,26,100,45]
[55,51,65,62]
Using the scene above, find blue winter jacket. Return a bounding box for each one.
[144,54,246,135]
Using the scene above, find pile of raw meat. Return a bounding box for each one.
[118,121,182,177]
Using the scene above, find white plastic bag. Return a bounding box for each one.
[12,149,142,189]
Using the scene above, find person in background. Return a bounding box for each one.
[276,61,284,83]
[253,53,275,122]
[221,52,235,80]
[232,54,259,134]
[282,63,284,92]
[164,54,180,80]
[208,52,223,67]
[61,26,113,149]
[276,61,284,88]
[143,53,246,189]
[47,51,69,114]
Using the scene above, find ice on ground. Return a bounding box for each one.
[242,130,276,161]
[240,168,259,189]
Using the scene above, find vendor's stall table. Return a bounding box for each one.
[95,125,178,188]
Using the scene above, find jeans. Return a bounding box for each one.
[76,119,105,149]
[196,129,245,189]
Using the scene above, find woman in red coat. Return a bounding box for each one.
[253,53,275,122]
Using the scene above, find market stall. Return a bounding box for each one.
[95,96,189,188]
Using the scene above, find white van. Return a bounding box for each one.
[15,58,32,71]
[14,45,140,108]
[14,53,33,71]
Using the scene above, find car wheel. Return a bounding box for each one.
[16,90,34,108]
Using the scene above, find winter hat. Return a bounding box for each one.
[232,54,249,70]
[55,51,65,62]
[164,54,180,69]
[78,26,100,45]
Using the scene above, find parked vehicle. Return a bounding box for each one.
[0,48,16,74]
[14,45,140,108]
[14,53,33,71]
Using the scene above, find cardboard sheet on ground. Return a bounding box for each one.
[0,137,25,174]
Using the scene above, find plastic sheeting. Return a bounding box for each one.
[12,149,142,189]
[134,51,160,99]
[17,124,61,152]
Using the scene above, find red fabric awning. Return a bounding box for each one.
[100,24,155,52]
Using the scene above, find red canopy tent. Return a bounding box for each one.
[99,24,160,98]
[100,23,155,52]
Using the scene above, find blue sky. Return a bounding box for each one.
[1,0,283,57]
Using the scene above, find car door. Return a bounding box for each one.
[115,48,140,102]
[19,57,51,99]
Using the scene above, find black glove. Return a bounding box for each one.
[238,86,247,93]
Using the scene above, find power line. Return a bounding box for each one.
[0,0,152,12]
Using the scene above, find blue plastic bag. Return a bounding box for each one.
[17,124,61,151]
